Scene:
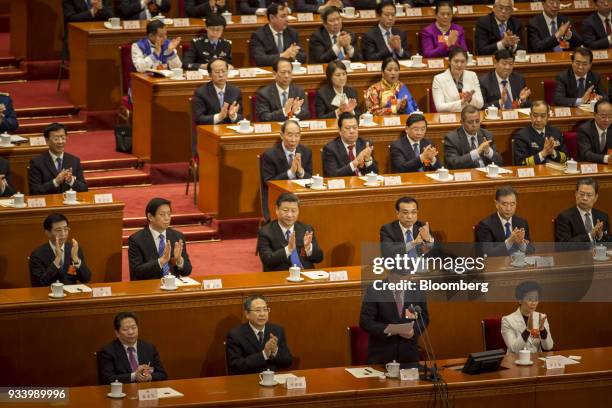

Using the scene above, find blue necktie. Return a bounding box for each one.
[285,230,304,268]
[501,80,513,109]
[288,153,294,167]
[499,23,507,38]
[550,20,562,52]
[413,143,423,171]
[158,234,170,275]
[405,229,418,258]
[56,157,62,173]
[504,222,511,239]
[276,33,283,53]
[333,34,345,60]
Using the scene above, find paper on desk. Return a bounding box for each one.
[476,167,513,174]
[0,199,14,207]
[274,373,297,384]
[398,60,413,68]
[301,270,329,280]
[538,355,579,365]
[345,367,385,378]
[10,135,27,143]
[524,257,538,265]
[516,108,532,116]
[63,284,92,293]
[155,387,184,398]
[350,62,367,70]
[175,276,200,286]
[358,175,384,182]
[579,104,594,113]
[426,173,455,181]
[291,178,313,187]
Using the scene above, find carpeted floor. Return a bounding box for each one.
[0,33,9,57]
[4,79,71,109]
[66,130,137,161]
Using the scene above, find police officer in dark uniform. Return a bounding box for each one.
[183,14,233,71]
[0,92,18,134]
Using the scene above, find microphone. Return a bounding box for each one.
[411,304,440,382]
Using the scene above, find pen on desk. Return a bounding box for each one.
[77,288,83,292]
[364,368,372,374]
[177,277,186,283]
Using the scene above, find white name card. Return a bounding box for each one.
[383,116,401,126]
[536,256,555,267]
[581,163,598,174]
[329,270,348,281]
[530,54,547,63]
[173,18,189,27]
[309,121,327,130]
[94,193,113,204]
[454,172,472,181]
[254,123,272,133]
[92,287,112,297]
[517,168,535,177]
[366,62,382,72]
[238,68,256,78]
[554,107,571,117]
[360,10,376,19]
[297,13,314,21]
[123,20,140,29]
[438,113,457,123]
[427,59,444,69]
[477,56,493,66]
[502,110,519,120]
[138,389,158,401]
[405,8,422,16]
[27,197,46,207]
[285,377,307,389]
[306,65,324,74]
[457,5,473,14]
[29,136,47,146]
[185,70,204,80]
[327,179,346,189]
[399,368,420,381]
[593,50,609,60]
[384,175,402,186]
[240,15,258,24]
[546,359,565,370]
[530,2,543,10]
[573,0,589,8]
[202,279,223,290]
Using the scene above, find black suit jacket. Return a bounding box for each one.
[578,120,612,164]
[527,13,581,53]
[226,323,292,375]
[514,125,568,166]
[322,136,378,177]
[183,36,233,70]
[379,220,436,259]
[28,151,88,195]
[117,0,170,20]
[256,220,324,271]
[581,12,611,50]
[255,83,310,122]
[193,82,243,125]
[185,0,229,18]
[98,339,167,384]
[127,227,192,280]
[308,26,362,63]
[261,142,313,183]
[0,157,16,197]
[359,280,429,364]
[314,84,362,119]
[0,94,18,133]
[479,71,531,109]
[475,213,534,257]
[237,0,275,14]
[29,242,91,287]
[250,25,306,66]
[555,207,610,245]
[390,135,441,173]
[354,0,409,9]
[63,0,112,22]
[475,13,525,55]
[362,26,411,61]
[443,127,503,169]
[553,68,606,107]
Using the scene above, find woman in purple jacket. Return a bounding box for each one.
[420,1,468,58]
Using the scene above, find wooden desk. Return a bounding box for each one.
[0,192,124,288]
[9,347,612,407]
[267,164,612,267]
[0,140,48,195]
[70,3,596,110]
[197,109,593,219]
[1,260,611,387]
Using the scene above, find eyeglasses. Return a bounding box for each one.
[595,113,612,119]
[577,192,595,198]
[249,308,271,314]
[573,60,591,67]
[52,227,70,233]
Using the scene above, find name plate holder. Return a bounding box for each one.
[185,71,204,80]
[92,287,112,297]
[240,15,258,24]
[454,172,472,181]
[502,111,519,120]
[238,68,256,78]
[286,377,307,389]
[306,65,324,74]
[517,168,535,177]
[530,54,547,63]
[327,179,346,189]
[406,8,422,16]
[384,176,402,186]
[530,2,543,10]
[366,62,382,71]
[123,20,140,29]
[456,5,473,14]
[477,57,493,66]
[309,121,327,130]
[383,116,401,126]
[254,124,272,133]
[138,389,158,401]
[94,193,113,204]
[593,50,609,60]
[427,59,444,69]
[553,107,571,117]
[173,18,189,27]
[27,197,46,207]
[29,136,47,146]
[573,0,589,8]
[297,13,314,22]
[329,270,349,281]
[202,279,223,289]
[438,114,457,123]
[580,163,598,174]
[360,10,376,19]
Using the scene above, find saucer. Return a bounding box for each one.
[236,126,254,134]
[515,57,529,63]
[13,203,27,208]
[168,76,185,80]
[286,277,304,282]
[593,256,610,261]
[364,182,380,187]
[340,12,359,19]
[486,174,503,178]
[103,22,122,30]
[63,200,80,205]
[510,261,527,268]
[0,143,13,147]
[259,380,279,387]
[359,122,377,127]
[309,184,327,190]
[107,392,126,399]
[395,12,406,17]
[515,360,533,366]
[163,18,174,25]
[466,62,477,67]
[410,63,426,68]
[564,169,580,174]
[48,292,67,298]
[385,372,399,378]
[292,67,307,75]
[160,285,178,291]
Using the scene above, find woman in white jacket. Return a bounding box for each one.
[501,281,553,353]
[432,47,483,113]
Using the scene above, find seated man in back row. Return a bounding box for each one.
[578,100,612,165]
[131,20,182,73]
[553,46,607,107]
[183,14,233,71]
[192,59,243,125]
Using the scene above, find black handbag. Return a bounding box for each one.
[114,125,132,153]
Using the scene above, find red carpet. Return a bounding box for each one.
[66,130,136,162]
[121,238,262,280]
[0,33,9,57]
[3,79,71,109]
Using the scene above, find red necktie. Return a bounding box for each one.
[606,18,612,35]
[347,144,360,176]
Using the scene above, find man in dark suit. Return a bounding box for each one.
[476,186,534,257]
[185,0,229,18]
[250,2,306,66]
[308,6,362,63]
[362,1,411,61]
[226,295,292,375]
[527,0,582,53]
[578,100,612,164]
[29,213,91,287]
[475,0,524,56]
[192,59,243,125]
[256,193,324,271]
[28,123,88,195]
[183,14,232,70]
[117,0,170,20]
[480,49,531,109]
[295,0,346,13]
[443,105,503,169]
[555,178,611,247]
[0,92,18,133]
[237,0,275,15]
[553,47,606,107]
[0,157,16,197]
[390,114,441,173]
[128,197,192,280]
[255,58,310,122]
[514,100,568,165]
[581,0,612,50]
[323,112,378,176]
[63,0,112,23]
[98,312,167,384]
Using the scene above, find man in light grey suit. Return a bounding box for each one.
[255,58,310,122]
[443,105,503,169]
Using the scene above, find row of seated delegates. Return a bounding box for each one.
[432,47,484,113]
[131,20,183,76]
[193,59,244,125]
[118,0,171,20]
[183,14,234,71]
[308,6,362,64]
[364,57,419,115]
[479,49,531,110]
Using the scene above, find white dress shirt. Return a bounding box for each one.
[577,206,595,242]
[149,225,184,269]
[495,72,513,104]
[328,30,355,58]
[49,151,75,188]
[463,129,494,166]
[282,143,303,179]
[598,12,612,46]
[248,323,275,360]
[594,123,610,164]
[497,213,527,252]
[279,223,312,259]
[495,17,518,51]
[342,139,371,175]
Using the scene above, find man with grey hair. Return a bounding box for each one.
[475,0,525,55]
